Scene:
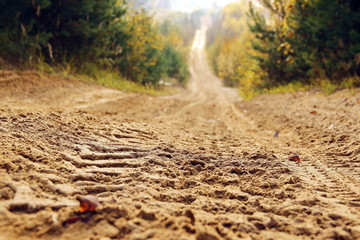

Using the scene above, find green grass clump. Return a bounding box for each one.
[35,60,175,96]
[74,69,175,96]
[317,77,360,95]
[239,76,360,100]
[265,82,312,95]
[239,81,312,100]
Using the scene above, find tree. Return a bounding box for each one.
[288,0,360,79]
[207,2,253,87]
[0,1,189,86]
[248,0,360,84]
[0,0,128,66]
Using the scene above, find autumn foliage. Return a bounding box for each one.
[0,0,189,86]
[207,0,360,98]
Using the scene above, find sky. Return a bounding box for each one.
[157,0,241,12]
[175,0,240,11]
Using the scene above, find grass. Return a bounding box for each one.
[239,76,360,100]
[35,61,175,96]
[74,70,175,96]
[317,77,360,95]
[239,82,312,100]
[266,82,312,94]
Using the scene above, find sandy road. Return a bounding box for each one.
[0,28,359,240]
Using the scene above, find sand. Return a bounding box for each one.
[0,29,359,240]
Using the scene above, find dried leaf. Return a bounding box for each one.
[77,195,100,213]
[288,155,300,163]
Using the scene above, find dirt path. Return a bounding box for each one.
[0,28,359,240]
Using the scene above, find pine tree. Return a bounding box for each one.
[289,0,360,80]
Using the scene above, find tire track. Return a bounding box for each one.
[254,134,360,205]
[1,28,360,240]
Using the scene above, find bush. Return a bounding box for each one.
[0,1,188,86]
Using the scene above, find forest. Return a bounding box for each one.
[0,0,193,86]
[1,0,359,96]
[1,2,360,239]
[207,0,360,98]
